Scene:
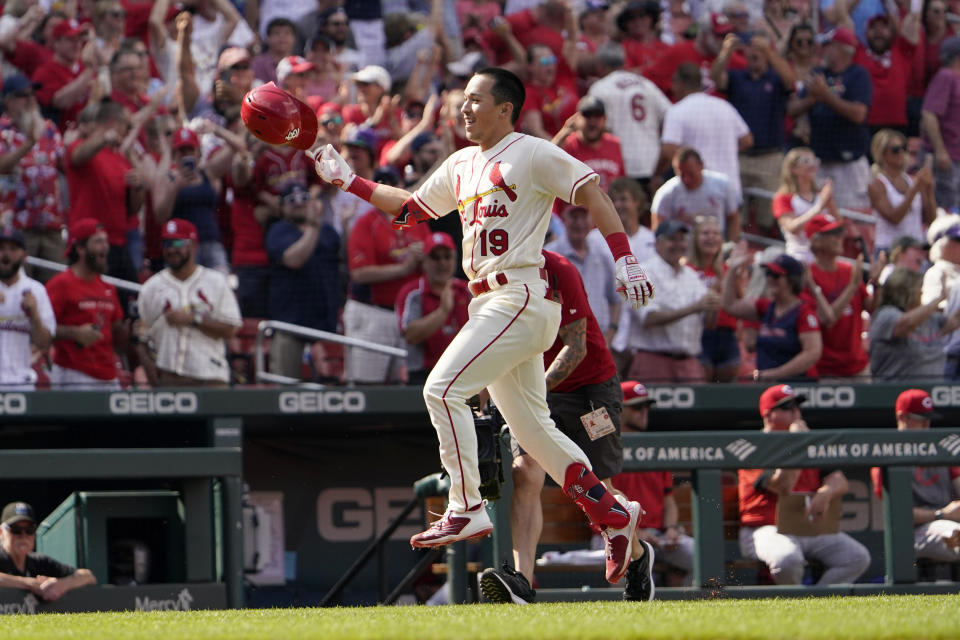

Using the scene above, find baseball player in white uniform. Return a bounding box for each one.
[0,228,55,390]
[310,68,655,584]
[137,219,241,386]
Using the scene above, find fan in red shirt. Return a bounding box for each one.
[64,100,143,284]
[738,384,871,585]
[612,380,696,587]
[806,214,874,378]
[45,219,125,389]
[617,1,669,72]
[481,2,578,87]
[395,232,471,385]
[520,43,579,140]
[557,95,625,192]
[31,19,97,131]
[642,14,746,98]
[852,13,919,130]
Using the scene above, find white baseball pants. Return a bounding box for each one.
[423,277,592,513]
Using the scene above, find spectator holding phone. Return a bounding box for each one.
[152,128,229,272]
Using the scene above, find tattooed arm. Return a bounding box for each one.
[545,317,588,391]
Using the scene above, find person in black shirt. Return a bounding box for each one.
[0,502,96,600]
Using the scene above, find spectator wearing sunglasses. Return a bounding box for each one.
[395,231,470,385]
[867,129,937,254]
[264,184,340,381]
[723,252,822,381]
[738,385,871,586]
[137,218,241,387]
[519,43,578,139]
[0,501,96,600]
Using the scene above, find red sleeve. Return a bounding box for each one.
[507,9,536,33]
[772,192,794,219]
[45,277,66,317]
[341,104,365,126]
[543,251,590,327]
[347,212,380,270]
[796,303,820,333]
[121,0,153,38]
[950,467,960,480]
[870,467,883,500]
[110,286,123,323]
[31,64,59,107]
[755,297,771,317]
[9,40,50,78]
[662,471,674,494]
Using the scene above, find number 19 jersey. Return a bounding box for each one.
[412,132,598,281]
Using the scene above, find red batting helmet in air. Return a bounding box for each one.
[241,82,318,150]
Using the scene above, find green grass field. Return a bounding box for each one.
[0,595,955,640]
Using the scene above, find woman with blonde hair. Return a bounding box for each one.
[867,128,936,254]
[869,266,960,380]
[687,216,740,382]
[771,148,839,264]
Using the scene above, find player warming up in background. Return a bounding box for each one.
[309,68,654,584]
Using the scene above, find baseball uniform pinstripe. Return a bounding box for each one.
[411,132,599,512]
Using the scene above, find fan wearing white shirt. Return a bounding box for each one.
[0,228,54,391]
[659,62,753,196]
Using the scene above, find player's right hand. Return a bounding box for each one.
[615,255,654,309]
[307,143,355,190]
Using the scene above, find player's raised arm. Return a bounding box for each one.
[573,178,655,309]
[308,144,432,229]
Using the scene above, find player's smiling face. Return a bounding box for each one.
[461,74,510,149]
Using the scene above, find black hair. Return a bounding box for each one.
[786,271,803,295]
[266,17,296,35]
[474,67,525,125]
[674,146,703,165]
[95,99,126,124]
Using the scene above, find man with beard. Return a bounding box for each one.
[0,227,55,391]
[138,219,241,387]
[264,185,340,381]
[554,96,626,192]
[45,219,125,390]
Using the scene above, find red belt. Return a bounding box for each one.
[468,269,548,296]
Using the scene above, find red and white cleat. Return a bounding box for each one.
[603,496,643,584]
[410,502,493,549]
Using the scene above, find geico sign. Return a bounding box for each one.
[931,386,960,406]
[279,391,366,413]
[648,387,695,409]
[109,392,198,414]
[0,393,27,415]
[788,385,855,408]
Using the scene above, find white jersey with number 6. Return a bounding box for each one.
[588,70,671,179]
[412,132,598,281]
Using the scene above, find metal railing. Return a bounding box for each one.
[743,187,878,226]
[254,320,407,386]
[27,256,143,293]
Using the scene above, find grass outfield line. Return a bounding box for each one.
[0,595,954,640]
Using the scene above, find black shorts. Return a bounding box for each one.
[512,374,623,480]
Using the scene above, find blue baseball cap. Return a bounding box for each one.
[2,74,33,97]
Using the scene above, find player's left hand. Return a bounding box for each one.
[615,255,654,309]
[307,143,355,190]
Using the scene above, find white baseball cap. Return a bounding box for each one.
[352,65,391,92]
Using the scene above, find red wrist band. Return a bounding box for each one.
[346,176,376,202]
[605,232,632,260]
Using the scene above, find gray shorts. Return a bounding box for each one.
[512,374,623,480]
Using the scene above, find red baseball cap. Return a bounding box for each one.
[759,384,807,416]
[65,218,103,255]
[161,218,198,242]
[710,13,733,35]
[424,231,456,255]
[171,128,200,151]
[52,19,88,39]
[895,389,941,419]
[622,381,656,406]
[804,213,843,238]
[828,27,858,48]
[276,55,316,84]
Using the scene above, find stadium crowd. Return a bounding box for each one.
[2,0,960,389]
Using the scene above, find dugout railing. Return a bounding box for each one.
[460,428,960,604]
